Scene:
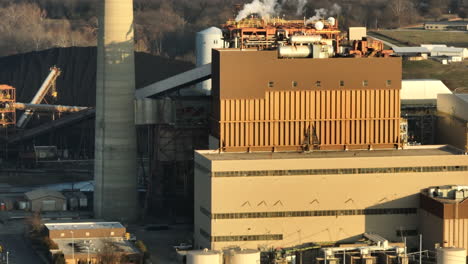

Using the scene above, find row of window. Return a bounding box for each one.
[268,80,392,88]
[210,207,417,220]
[200,228,418,243]
[201,230,283,242]
[212,165,468,177]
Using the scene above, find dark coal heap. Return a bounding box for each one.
[0,47,194,106]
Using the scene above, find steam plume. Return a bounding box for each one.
[236,0,281,21]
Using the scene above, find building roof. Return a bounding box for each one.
[401,79,452,104]
[25,189,65,200]
[197,145,461,161]
[44,222,124,231]
[431,47,466,53]
[52,237,139,258]
[198,26,222,35]
[420,44,447,52]
[392,47,429,54]
[425,20,468,26]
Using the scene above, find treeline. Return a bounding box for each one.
[0,0,465,59]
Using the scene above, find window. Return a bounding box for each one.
[339,80,345,87]
[292,81,298,87]
[386,80,392,86]
[315,81,321,87]
[214,40,218,44]
[86,232,90,237]
[60,233,65,237]
[110,231,115,236]
[362,80,368,87]
[268,81,274,88]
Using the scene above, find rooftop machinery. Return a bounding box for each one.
[222,16,340,51]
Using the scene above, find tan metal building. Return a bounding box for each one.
[25,189,66,212]
[419,186,468,257]
[194,146,468,250]
[44,222,142,264]
[210,50,402,152]
[45,222,126,239]
[436,94,468,153]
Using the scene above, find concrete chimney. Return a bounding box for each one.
[94,0,138,221]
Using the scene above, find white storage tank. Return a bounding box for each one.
[226,249,261,264]
[195,27,223,95]
[436,247,466,264]
[187,249,222,264]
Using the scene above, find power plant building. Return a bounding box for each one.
[194,147,468,250]
[194,30,468,252]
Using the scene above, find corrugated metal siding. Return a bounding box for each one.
[444,218,468,255]
[218,89,400,152]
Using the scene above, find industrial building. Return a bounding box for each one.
[424,21,468,31]
[194,147,468,250]
[1,4,468,262]
[191,13,468,257]
[25,189,66,212]
[419,186,468,252]
[44,222,142,264]
[436,94,468,153]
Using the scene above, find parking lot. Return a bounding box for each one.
[0,215,44,264]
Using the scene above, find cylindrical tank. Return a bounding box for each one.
[195,27,223,95]
[327,17,336,26]
[290,35,322,44]
[436,248,466,264]
[278,45,313,58]
[18,201,28,210]
[315,21,324,30]
[226,249,260,264]
[187,249,222,264]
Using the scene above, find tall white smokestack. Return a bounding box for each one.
[94,0,138,221]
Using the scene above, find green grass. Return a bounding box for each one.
[372,30,468,47]
[403,60,468,90]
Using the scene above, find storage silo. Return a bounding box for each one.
[436,248,466,264]
[225,249,261,264]
[195,27,223,95]
[187,249,222,264]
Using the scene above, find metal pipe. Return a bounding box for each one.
[14,103,89,113]
[16,67,61,128]
[419,234,422,264]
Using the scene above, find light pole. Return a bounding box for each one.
[6,251,9,264]
[85,246,90,264]
[70,231,74,263]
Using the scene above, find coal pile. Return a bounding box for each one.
[0,47,194,106]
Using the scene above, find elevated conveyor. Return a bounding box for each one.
[135,63,211,99]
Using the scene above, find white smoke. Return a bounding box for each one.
[295,0,307,16]
[305,4,341,24]
[235,0,341,22]
[235,0,281,21]
[330,3,342,15]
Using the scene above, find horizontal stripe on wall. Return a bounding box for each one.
[201,207,417,220]
[210,165,468,177]
[200,228,283,242]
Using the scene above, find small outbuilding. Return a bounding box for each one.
[392,47,430,59]
[25,189,66,212]
[431,47,468,59]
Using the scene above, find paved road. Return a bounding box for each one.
[0,219,44,264]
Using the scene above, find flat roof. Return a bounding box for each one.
[52,237,138,257]
[197,145,461,161]
[44,222,124,231]
[425,21,468,25]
